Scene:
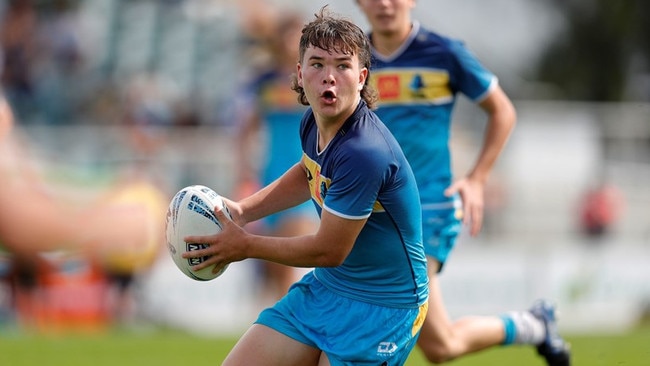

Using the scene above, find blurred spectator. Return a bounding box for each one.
[121,71,178,158]
[34,0,87,125]
[0,0,38,122]
[579,181,624,239]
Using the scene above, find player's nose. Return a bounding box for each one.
[322,71,335,85]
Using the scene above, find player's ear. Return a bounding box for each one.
[297,63,304,87]
[358,67,368,91]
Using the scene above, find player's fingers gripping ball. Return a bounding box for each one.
[165,185,232,281]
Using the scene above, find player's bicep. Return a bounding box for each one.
[314,209,367,266]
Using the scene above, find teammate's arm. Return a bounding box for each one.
[445,85,516,236]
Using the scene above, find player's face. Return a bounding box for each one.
[297,45,367,125]
[356,0,415,36]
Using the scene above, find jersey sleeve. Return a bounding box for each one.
[322,142,390,220]
[448,39,498,102]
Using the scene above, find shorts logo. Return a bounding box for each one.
[377,341,397,354]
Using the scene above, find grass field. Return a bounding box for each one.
[2,325,649,365]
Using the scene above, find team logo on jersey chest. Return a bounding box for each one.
[302,153,330,207]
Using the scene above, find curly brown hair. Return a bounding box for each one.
[290,6,377,109]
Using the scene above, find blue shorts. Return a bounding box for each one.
[256,272,428,365]
[421,202,463,272]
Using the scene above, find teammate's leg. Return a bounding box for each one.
[417,207,570,365]
[416,258,509,364]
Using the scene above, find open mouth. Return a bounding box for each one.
[322,90,336,103]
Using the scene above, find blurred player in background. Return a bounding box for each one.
[355,1,571,365]
[185,8,428,364]
[235,10,318,302]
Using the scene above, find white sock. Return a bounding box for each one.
[508,311,546,345]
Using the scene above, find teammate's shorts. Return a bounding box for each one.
[421,201,463,272]
[256,271,428,366]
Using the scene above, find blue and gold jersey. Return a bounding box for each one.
[300,101,428,308]
[368,22,497,204]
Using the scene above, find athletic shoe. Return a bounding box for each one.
[529,299,572,366]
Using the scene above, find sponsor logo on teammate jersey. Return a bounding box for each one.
[370,68,453,106]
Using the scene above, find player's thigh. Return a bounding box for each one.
[223,323,321,366]
[418,264,454,344]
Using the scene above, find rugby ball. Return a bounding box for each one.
[165,185,232,281]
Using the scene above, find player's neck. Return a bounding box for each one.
[315,98,360,152]
[371,23,412,57]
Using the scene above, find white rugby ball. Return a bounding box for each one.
[165,185,232,281]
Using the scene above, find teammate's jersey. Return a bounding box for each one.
[368,21,497,205]
[244,69,308,184]
[300,101,428,308]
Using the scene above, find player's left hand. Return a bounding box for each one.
[444,177,484,237]
[182,207,249,273]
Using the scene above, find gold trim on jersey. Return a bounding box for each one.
[303,153,330,208]
[302,153,385,212]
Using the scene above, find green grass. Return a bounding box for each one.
[1,326,649,365]
[407,326,650,365]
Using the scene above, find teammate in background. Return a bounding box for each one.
[354,1,571,365]
[235,11,319,302]
[184,8,428,365]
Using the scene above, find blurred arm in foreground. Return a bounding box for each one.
[0,94,164,264]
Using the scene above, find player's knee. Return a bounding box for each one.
[418,340,456,364]
[423,350,454,364]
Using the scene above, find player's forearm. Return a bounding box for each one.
[239,163,311,223]
[469,122,512,182]
[242,232,339,267]
[471,92,516,183]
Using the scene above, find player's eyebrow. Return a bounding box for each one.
[307,55,353,63]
